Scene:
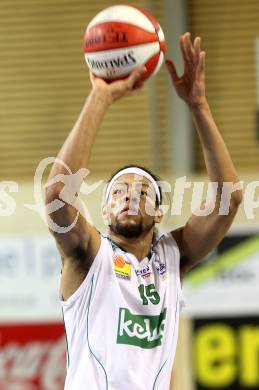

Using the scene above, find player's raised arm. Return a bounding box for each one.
[166,32,243,277]
[45,66,146,299]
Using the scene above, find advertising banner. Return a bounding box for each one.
[0,323,66,390]
[193,316,259,390]
[187,232,259,390]
[0,235,66,389]
[184,232,259,317]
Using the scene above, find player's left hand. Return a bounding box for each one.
[89,65,146,104]
[165,32,206,108]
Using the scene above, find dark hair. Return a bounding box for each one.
[107,164,163,207]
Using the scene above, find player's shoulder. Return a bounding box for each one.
[97,234,122,260]
[153,231,180,259]
[154,231,178,248]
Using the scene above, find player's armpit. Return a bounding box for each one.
[171,200,241,279]
[54,217,101,300]
[45,185,101,299]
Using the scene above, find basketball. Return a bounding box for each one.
[83,5,166,81]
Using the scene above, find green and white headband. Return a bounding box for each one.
[105,167,161,204]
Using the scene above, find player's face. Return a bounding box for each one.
[105,174,161,238]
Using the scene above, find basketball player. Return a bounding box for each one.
[45,33,242,389]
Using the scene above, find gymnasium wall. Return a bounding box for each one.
[189,0,259,173]
[184,3,259,389]
[0,0,168,180]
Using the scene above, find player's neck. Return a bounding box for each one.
[108,229,154,262]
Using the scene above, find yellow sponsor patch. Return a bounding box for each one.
[113,254,131,280]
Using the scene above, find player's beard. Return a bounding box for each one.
[109,217,155,239]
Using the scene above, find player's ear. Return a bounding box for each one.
[102,202,111,226]
[102,203,110,226]
[154,208,163,223]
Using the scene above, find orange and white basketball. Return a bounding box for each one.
[83,5,166,81]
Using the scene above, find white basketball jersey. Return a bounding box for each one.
[60,232,184,390]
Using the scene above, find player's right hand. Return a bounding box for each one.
[89,65,147,104]
[165,32,206,109]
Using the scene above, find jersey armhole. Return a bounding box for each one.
[162,232,185,310]
[60,235,105,308]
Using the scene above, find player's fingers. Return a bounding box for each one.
[180,34,190,63]
[125,81,145,97]
[185,32,195,61]
[133,81,144,90]
[126,65,147,89]
[165,59,180,84]
[180,32,193,62]
[197,51,206,79]
[194,36,201,62]
[89,71,96,85]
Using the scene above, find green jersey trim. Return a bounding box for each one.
[106,235,161,260]
[87,274,109,389]
[152,359,168,390]
[153,292,180,388]
[62,307,70,369]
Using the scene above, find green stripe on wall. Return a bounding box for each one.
[186,236,259,286]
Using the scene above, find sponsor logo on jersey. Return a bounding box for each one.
[135,264,152,279]
[117,307,167,349]
[113,254,131,280]
[154,258,167,279]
